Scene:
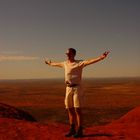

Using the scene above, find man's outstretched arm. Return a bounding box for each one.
[83,51,110,67]
[45,59,64,68]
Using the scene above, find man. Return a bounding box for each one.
[45,48,109,138]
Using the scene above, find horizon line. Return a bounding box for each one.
[0,76,140,81]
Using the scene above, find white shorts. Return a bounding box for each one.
[64,86,83,109]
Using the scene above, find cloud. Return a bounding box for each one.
[0,55,39,61]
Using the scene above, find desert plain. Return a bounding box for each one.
[0,77,140,127]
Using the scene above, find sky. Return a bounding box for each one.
[0,0,140,79]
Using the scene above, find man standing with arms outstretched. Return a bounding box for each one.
[45,48,109,138]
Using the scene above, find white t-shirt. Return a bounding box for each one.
[50,59,90,85]
[63,60,85,85]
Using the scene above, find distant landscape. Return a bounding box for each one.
[0,77,140,127]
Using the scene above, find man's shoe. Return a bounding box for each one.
[65,130,76,137]
[65,124,76,137]
[73,126,83,138]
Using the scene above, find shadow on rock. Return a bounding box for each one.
[83,133,113,138]
[0,103,36,122]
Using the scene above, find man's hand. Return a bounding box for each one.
[100,51,110,60]
[45,59,51,65]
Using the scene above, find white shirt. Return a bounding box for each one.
[49,59,92,85]
[63,60,86,85]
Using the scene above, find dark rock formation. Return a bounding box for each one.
[0,103,36,122]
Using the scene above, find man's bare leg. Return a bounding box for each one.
[67,108,76,125]
[75,108,82,127]
[65,108,76,137]
[74,107,83,138]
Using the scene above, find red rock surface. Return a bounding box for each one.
[0,106,140,140]
[86,106,140,140]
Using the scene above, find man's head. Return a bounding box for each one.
[66,48,76,58]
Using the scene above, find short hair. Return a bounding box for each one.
[68,48,76,56]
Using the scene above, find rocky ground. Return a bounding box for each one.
[0,103,140,140]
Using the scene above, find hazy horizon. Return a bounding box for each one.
[0,76,140,81]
